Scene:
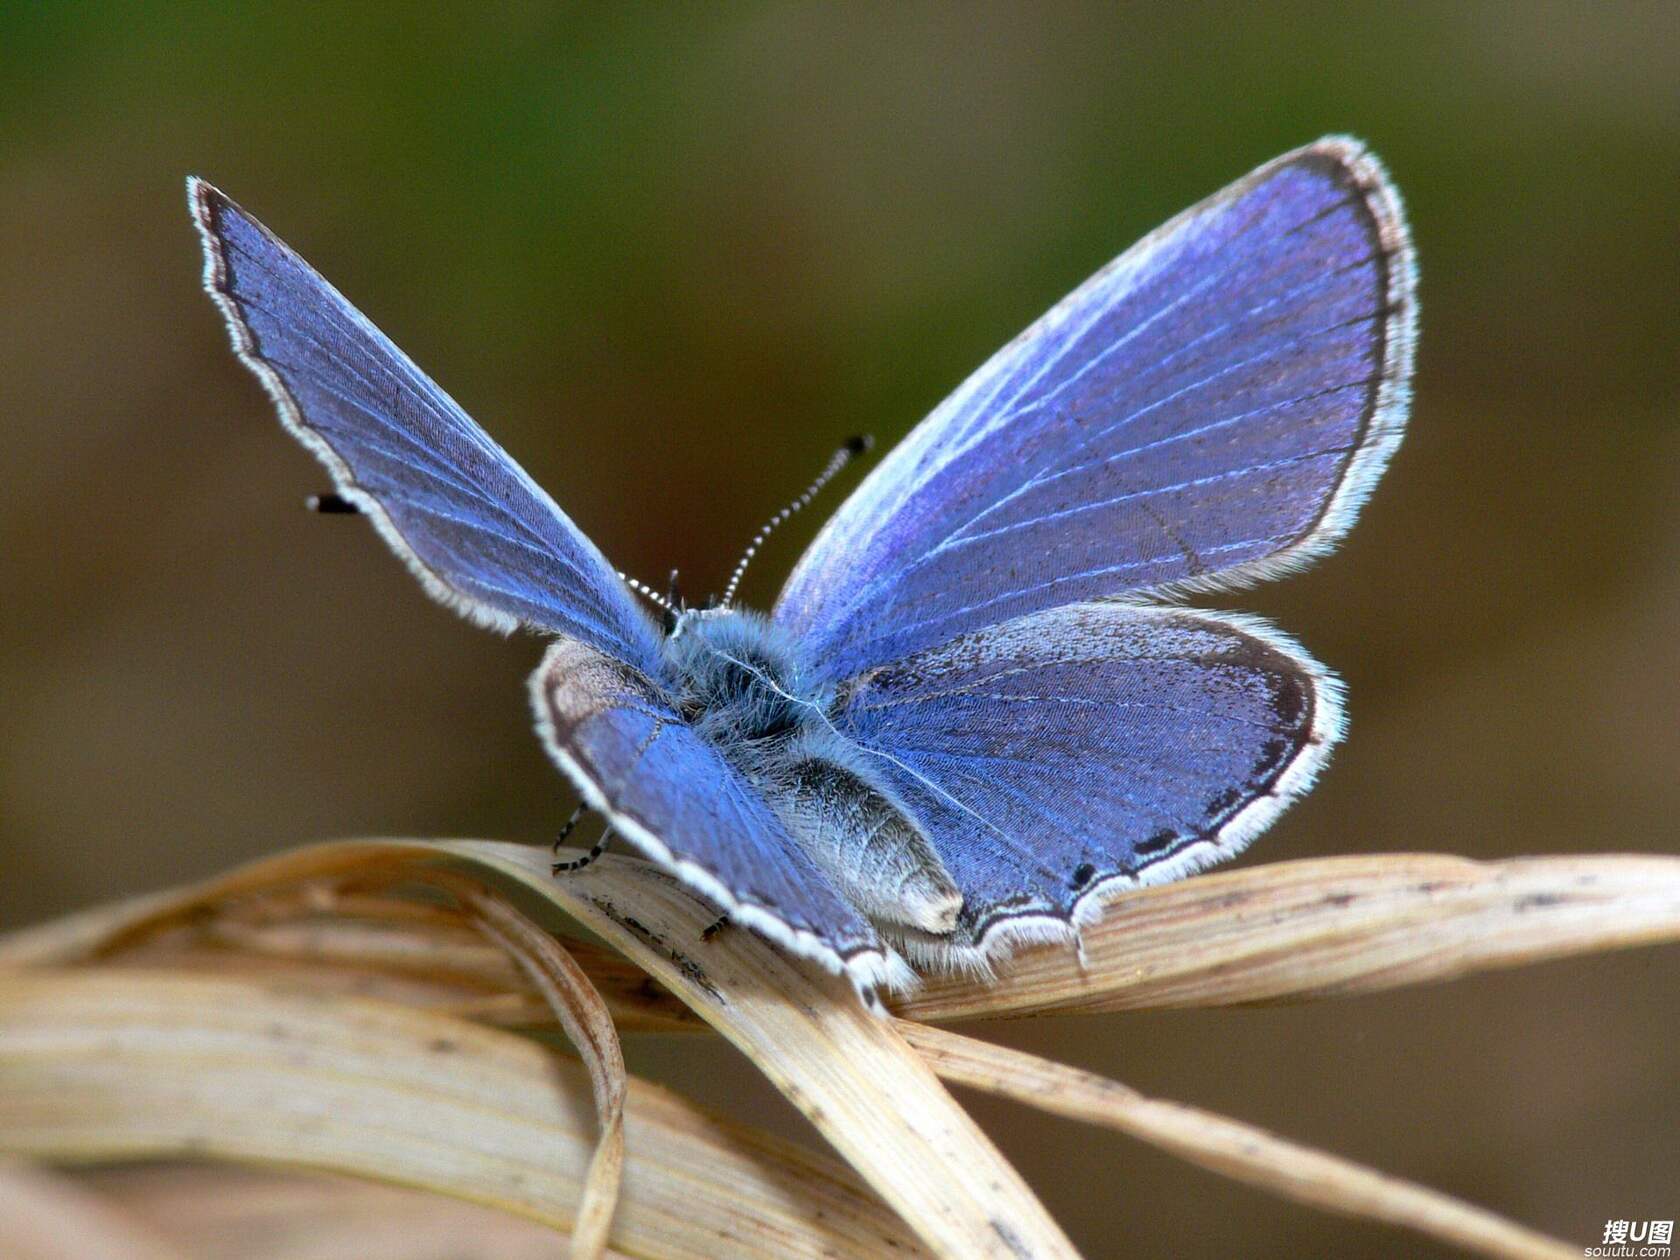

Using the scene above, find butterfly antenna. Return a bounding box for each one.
[720,435,872,607]
[619,570,677,616]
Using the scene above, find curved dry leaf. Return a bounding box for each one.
[419,873,628,1260]
[0,850,698,1032]
[896,852,1680,1021]
[480,844,1084,1260]
[4,840,1082,1260]
[80,1164,599,1260]
[898,1021,1578,1260]
[0,885,191,966]
[111,904,697,1033]
[9,848,1676,1030]
[0,969,927,1260]
[4,838,1675,1257]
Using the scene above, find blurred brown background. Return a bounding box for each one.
[3,4,1676,1256]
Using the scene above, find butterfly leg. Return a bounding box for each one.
[552,820,616,874]
[551,802,588,854]
[700,914,730,943]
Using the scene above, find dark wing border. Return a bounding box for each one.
[1135,137,1416,604]
[774,136,1417,669]
[835,605,1344,977]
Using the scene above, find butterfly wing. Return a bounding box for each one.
[189,179,660,671]
[530,636,906,992]
[775,137,1414,680]
[193,182,896,987]
[831,602,1338,965]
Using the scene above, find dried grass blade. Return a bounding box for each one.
[898,1021,1578,1260]
[119,896,698,1033]
[81,1164,615,1260]
[15,848,1674,1031]
[1,839,1082,1260]
[897,853,1680,1021]
[466,842,1084,1260]
[419,871,627,1260]
[104,935,556,1028]
[0,846,697,1032]
[0,969,928,1259]
[0,886,190,966]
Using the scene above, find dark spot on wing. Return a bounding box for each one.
[1070,862,1097,890]
[1253,737,1293,777]
[1135,829,1178,859]
[1269,674,1308,726]
[1204,787,1242,821]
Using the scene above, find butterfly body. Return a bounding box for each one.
[658,607,965,938]
[662,608,818,748]
[190,136,1416,999]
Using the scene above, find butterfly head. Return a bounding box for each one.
[662,607,821,748]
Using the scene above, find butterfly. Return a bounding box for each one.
[189,135,1415,999]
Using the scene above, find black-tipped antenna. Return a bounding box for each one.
[719,435,872,607]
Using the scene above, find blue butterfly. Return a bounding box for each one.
[189,136,1416,997]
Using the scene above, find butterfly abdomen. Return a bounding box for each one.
[662,609,962,936]
[773,750,962,935]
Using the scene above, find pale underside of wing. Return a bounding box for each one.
[529,636,911,993]
[189,179,660,673]
[775,136,1415,682]
[831,602,1340,972]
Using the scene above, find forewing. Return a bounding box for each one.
[831,603,1340,964]
[189,179,659,671]
[776,137,1414,680]
[529,636,906,992]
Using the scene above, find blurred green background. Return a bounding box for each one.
[2,4,1675,1256]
